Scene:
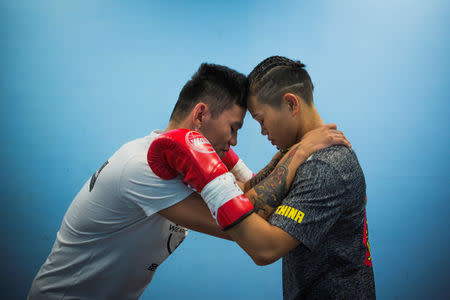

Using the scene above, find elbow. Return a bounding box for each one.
[250,250,280,266]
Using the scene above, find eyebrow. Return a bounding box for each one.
[251,112,260,120]
[232,121,243,129]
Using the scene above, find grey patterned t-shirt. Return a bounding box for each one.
[269,145,375,300]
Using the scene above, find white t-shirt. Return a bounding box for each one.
[28,130,193,300]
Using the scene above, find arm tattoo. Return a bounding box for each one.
[244,154,283,192]
[250,145,300,217]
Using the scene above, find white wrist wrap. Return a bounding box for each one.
[200,172,243,219]
[230,159,254,182]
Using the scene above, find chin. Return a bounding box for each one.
[277,143,292,153]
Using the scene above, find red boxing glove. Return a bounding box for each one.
[221,148,254,182]
[148,129,254,229]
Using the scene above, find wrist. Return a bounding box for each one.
[231,159,254,182]
[296,147,310,161]
[200,173,242,216]
[200,172,254,229]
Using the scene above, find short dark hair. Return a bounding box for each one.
[248,56,314,107]
[170,63,248,123]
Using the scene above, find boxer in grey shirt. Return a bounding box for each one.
[270,145,375,299]
[244,56,375,299]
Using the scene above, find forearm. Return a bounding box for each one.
[227,213,299,265]
[187,221,232,241]
[244,144,307,219]
[158,193,233,241]
[243,151,284,192]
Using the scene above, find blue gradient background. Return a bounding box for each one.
[1,1,449,299]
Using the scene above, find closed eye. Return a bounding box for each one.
[230,121,242,134]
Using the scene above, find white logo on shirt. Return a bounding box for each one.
[167,224,188,254]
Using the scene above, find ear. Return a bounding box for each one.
[192,102,208,130]
[283,93,300,115]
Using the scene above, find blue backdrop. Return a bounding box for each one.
[1,1,449,299]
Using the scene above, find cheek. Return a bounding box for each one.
[268,116,283,133]
[219,121,230,138]
[201,125,215,145]
[273,116,291,142]
[205,122,227,146]
[220,127,230,142]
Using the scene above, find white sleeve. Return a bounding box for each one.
[119,155,193,216]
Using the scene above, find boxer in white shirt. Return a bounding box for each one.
[28,63,349,300]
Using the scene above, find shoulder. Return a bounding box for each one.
[293,146,365,194]
[294,145,363,181]
[311,145,362,176]
[310,145,356,165]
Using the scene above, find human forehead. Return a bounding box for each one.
[247,95,268,119]
[217,103,246,124]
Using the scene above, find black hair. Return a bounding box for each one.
[248,56,314,107]
[169,63,248,123]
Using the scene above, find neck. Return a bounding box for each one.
[297,104,325,141]
[166,119,194,132]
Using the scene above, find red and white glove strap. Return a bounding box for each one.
[230,159,254,182]
[200,172,253,229]
[201,172,242,217]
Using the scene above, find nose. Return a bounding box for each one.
[230,132,237,147]
[261,126,268,136]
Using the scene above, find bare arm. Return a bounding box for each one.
[158,192,299,264]
[245,144,305,219]
[158,193,231,240]
[227,144,308,264]
[227,213,300,265]
[243,151,284,193]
